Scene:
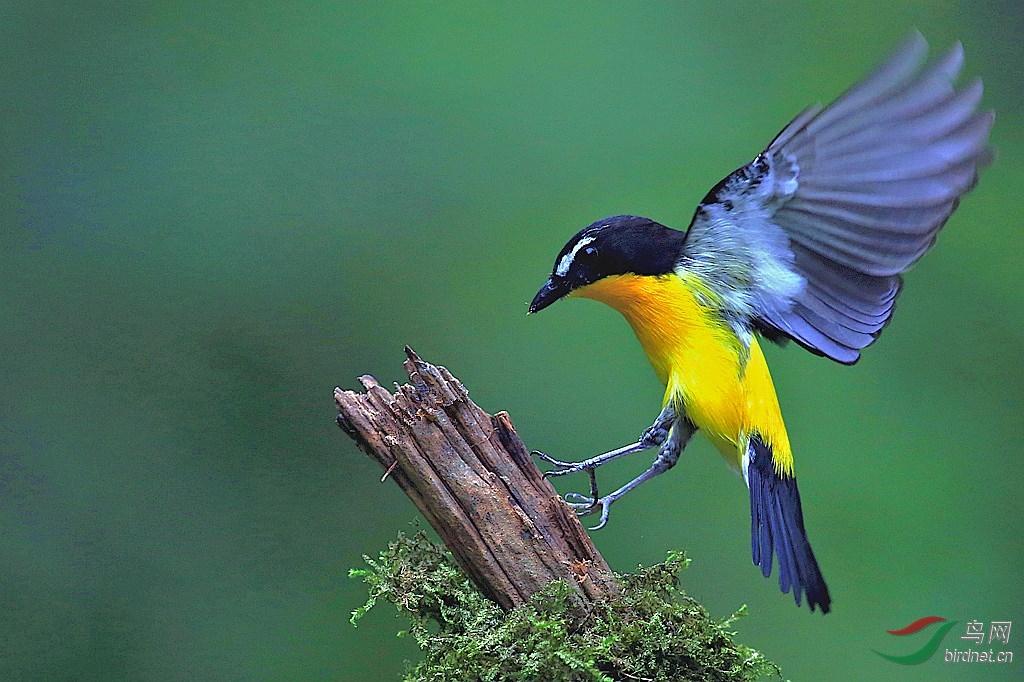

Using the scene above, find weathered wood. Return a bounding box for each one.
[335,347,618,611]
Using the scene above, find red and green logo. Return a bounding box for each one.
[873,616,958,665]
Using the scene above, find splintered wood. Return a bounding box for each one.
[335,347,617,611]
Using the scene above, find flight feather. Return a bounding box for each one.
[680,31,993,363]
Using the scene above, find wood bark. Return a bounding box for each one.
[334,347,618,611]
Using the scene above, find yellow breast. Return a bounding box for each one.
[572,272,793,474]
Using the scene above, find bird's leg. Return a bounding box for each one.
[568,417,697,530]
[533,404,676,476]
[535,440,651,477]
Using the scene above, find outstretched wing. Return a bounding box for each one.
[680,31,994,363]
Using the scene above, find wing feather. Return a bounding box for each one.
[681,31,992,363]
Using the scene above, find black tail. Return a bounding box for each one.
[747,433,831,613]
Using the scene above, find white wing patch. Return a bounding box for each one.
[556,235,596,277]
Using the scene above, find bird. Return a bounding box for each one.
[527,31,993,614]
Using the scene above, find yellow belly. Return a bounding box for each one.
[572,272,794,475]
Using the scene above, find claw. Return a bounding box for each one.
[563,494,612,530]
[589,501,612,531]
[532,449,564,466]
[564,491,598,510]
[561,468,613,529]
[532,450,588,477]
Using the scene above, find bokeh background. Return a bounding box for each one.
[2,2,1021,680]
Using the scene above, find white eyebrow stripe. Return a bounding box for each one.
[555,236,595,277]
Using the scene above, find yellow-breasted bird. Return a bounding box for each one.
[528,32,992,614]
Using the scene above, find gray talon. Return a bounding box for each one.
[568,497,611,530]
[532,450,578,474]
[564,491,597,509]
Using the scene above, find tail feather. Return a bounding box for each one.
[747,434,831,613]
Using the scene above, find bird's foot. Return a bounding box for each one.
[565,489,614,531]
[535,461,615,530]
[531,450,594,477]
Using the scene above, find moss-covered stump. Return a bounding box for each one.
[351,533,780,682]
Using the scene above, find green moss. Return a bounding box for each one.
[351,532,781,682]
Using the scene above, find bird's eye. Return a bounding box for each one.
[582,246,597,259]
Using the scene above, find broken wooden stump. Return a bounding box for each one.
[334,347,617,613]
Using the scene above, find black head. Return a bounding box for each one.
[529,215,686,313]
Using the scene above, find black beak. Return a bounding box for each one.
[529,277,570,314]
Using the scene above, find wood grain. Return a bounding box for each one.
[335,347,617,611]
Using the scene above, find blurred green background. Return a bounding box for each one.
[2,2,1021,680]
